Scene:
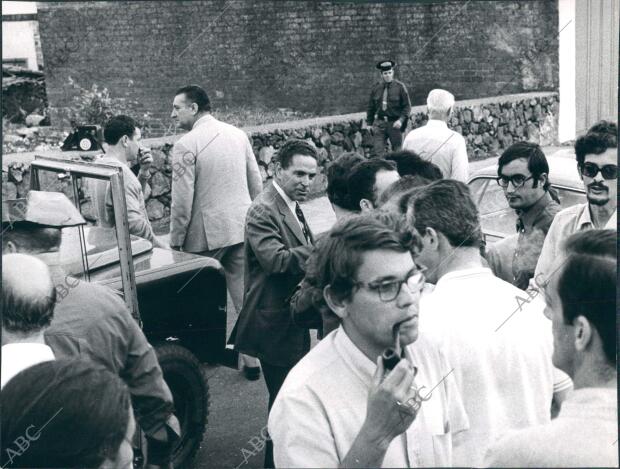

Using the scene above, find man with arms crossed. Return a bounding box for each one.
[270,214,468,467]
[485,229,617,467]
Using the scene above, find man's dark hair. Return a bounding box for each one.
[574,120,617,167]
[326,152,364,210]
[385,150,443,180]
[103,115,137,146]
[347,159,397,210]
[2,268,56,335]
[1,359,131,468]
[275,139,318,169]
[558,229,616,366]
[378,174,433,209]
[2,223,62,253]
[498,142,550,191]
[314,212,417,302]
[175,84,212,112]
[409,179,482,248]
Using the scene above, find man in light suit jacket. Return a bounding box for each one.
[233,139,317,468]
[170,84,263,374]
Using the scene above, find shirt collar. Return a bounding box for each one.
[516,191,555,229]
[560,387,617,421]
[577,204,617,230]
[333,327,377,386]
[435,266,493,287]
[425,119,448,128]
[192,114,213,130]
[272,180,297,213]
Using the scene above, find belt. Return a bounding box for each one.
[376,115,398,122]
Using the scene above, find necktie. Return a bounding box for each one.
[516,218,524,233]
[295,202,312,244]
[381,84,389,112]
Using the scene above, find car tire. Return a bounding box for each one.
[156,344,209,468]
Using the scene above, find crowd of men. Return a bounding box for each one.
[1,61,617,469]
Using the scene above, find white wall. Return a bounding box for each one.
[2,20,39,70]
[558,0,576,143]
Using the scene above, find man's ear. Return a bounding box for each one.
[577,163,584,182]
[323,285,348,320]
[573,315,593,352]
[4,241,18,254]
[538,172,548,188]
[424,227,440,251]
[190,102,199,115]
[359,199,374,213]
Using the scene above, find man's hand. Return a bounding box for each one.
[392,120,402,130]
[138,147,154,178]
[362,356,418,443]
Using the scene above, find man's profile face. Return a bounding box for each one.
[343,249,419,352]
[171,94,196,131]
[500,158,544,210]
[381,69,394,83]
[541,262,576,376]
[276,154,318,202]
[125,127,141,164]
[581,148,617,207]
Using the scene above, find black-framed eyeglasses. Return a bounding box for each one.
[580,162,618,180]
[353,267,426,302]
[496,174,535,189]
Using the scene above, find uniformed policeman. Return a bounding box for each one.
[364,60,412,157]
[2,191,180,468]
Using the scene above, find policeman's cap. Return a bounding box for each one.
[2,191,86,228]
[376,60,396,71]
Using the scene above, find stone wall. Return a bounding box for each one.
[37,1,558,135]
[2,92,559,224]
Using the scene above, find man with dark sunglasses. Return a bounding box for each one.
[486,142,560,290]
[535,121,617,286]
[269,214,468,468]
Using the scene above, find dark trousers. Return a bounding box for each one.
[260,360,293,469]
[370,120,403,157]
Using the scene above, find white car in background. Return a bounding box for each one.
[468,153,586,244]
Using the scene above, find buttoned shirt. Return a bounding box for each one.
[367,79,412,125]
[484,387,618,467]
[269,327,469,468]
[272,180,304,232]
[487,192,560,289]
[1,343,55,388]
[419,267,555,466]
[534,203,617,283]
[402,120,469,181]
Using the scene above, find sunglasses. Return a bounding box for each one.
[580,162,618,180]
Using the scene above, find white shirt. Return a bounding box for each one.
[402,119,469,181]
[272,180,305,231]
[535,203,617,283]
[484,387,618,467]
[269,327,469,468]
[1,343,55,388]
[419,267,555,466]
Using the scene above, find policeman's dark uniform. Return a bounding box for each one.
[2,192,179,467]
[366,60,412,157]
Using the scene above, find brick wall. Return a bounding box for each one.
[38,1,558,135]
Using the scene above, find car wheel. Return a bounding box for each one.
[156,344,209,468]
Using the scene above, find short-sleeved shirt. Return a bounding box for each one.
[269,327,469,468]
[419,267,556,467]
[534,203,617,283]
[402,120,469,181]
[487,192,560,290]
[484,387,618,467]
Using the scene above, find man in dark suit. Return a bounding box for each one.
[234,139,317,468]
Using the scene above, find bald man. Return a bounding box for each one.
[2,253,57,388]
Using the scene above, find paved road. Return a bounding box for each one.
[189,148,573,468]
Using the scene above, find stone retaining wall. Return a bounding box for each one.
[3,92,559,223]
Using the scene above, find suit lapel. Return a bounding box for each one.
[269,183,308,246]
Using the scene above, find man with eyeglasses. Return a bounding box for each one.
[269,213,468,468]
[409,180,558,466]
[535,121,617,287]
[486,142,560,290]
